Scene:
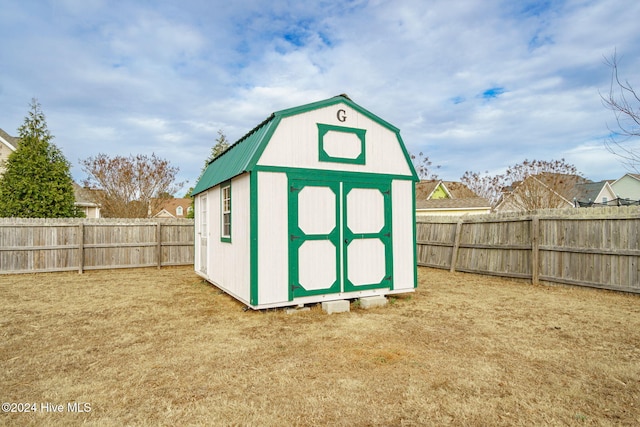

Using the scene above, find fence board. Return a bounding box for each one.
[417,207,640,294]
[0,218,194,274]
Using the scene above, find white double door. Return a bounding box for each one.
[288,175,392,299]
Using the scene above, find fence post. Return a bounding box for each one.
[156,222,162,269]
[450,220,463,273]
[531,216,539,285]
[78,222,84,274]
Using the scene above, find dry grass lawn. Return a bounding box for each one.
[1,266,639,426]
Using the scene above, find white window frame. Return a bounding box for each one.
[221,182,231,242]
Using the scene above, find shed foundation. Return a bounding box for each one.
[322,300,350,314]
[359,295,388,309]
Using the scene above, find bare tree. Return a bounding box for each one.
[410,152,440,180]
[461,159,583,211]
[460,170,503,206]
[601,51,640,173]
[81,153,185,218]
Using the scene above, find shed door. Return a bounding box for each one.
[343,182,392,292]
[289,177,391,299]
[198,195,207,274]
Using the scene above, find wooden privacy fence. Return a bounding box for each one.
[416,207,640,294]
[0,218,194,274]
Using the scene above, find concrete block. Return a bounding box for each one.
[359,296,388,309]
[321,300,350,314]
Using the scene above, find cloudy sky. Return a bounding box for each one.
[2,0,639,193]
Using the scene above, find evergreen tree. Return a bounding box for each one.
[0,99,77,217]
[198,129,230,178]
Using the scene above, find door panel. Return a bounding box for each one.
[343,182,392,292]
[199,195,207,274]
[288,175,392,300]
[289,179,340,298]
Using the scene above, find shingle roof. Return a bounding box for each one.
[416,197,491,210]
[72,182,100,206]
[415,180,491,210]
[572,181,608,203]
[415,180,479,199]
[151,198,192,217]
[0,128,19,149]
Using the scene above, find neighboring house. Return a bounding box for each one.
[191,94,418,310]
[495,173,619,211]
[611,173,640,202]
[3,128,102,217]
[570,180,618,207]
[150,198,193,218]
[415,180,491,216]
[0,128,19,176]
[73,182,101,218]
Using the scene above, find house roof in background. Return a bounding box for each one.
[72,182,100,207]
[416,197,491,210]
[612,173,640,185]
[572,180,613,203]
[0,128,19,150]
[416,180,481,199]
[415,179,491,210]
[151,198,192,217]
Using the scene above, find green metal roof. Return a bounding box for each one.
[191,115,278,195]
[191,94,417,195]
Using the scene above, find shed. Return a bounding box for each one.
[191,94,419,309]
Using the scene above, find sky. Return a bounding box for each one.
[1,0,640,194]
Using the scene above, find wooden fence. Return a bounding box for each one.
[417,207,640,294]
[0,218,194,274]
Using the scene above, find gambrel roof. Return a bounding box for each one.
[192,94,417,195]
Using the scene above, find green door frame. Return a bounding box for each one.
[342,180,393,292]
[287,171,393,300]
[288,177,341,299]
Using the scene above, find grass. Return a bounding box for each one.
[1,266,639,426]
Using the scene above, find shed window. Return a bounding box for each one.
[221,183,231,242]
[176,206,183,216]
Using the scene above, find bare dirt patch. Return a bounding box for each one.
[1,266,639,426]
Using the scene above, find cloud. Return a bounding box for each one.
[1,0,640,191]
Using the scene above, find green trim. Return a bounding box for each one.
[412,182,418,288]
[244,115,283,171]
[256,165,415,184]
[220,180,231,243]
[317,123,366,165]
[249,172,259,305]
[342,179,393,292]
[288,177,341,300]
[277,95,400,132]
[192,94,419,196]
[287,171,394,298]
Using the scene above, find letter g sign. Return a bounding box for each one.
[337,109,347,122]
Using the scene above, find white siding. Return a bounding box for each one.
[392,179,415,291]
[596,186,617,204]
[612,175,640,200]
[257,104,412,176]
[208,173,251,303]
[257,171,289,305]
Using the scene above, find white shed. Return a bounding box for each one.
[191,95,418,309]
